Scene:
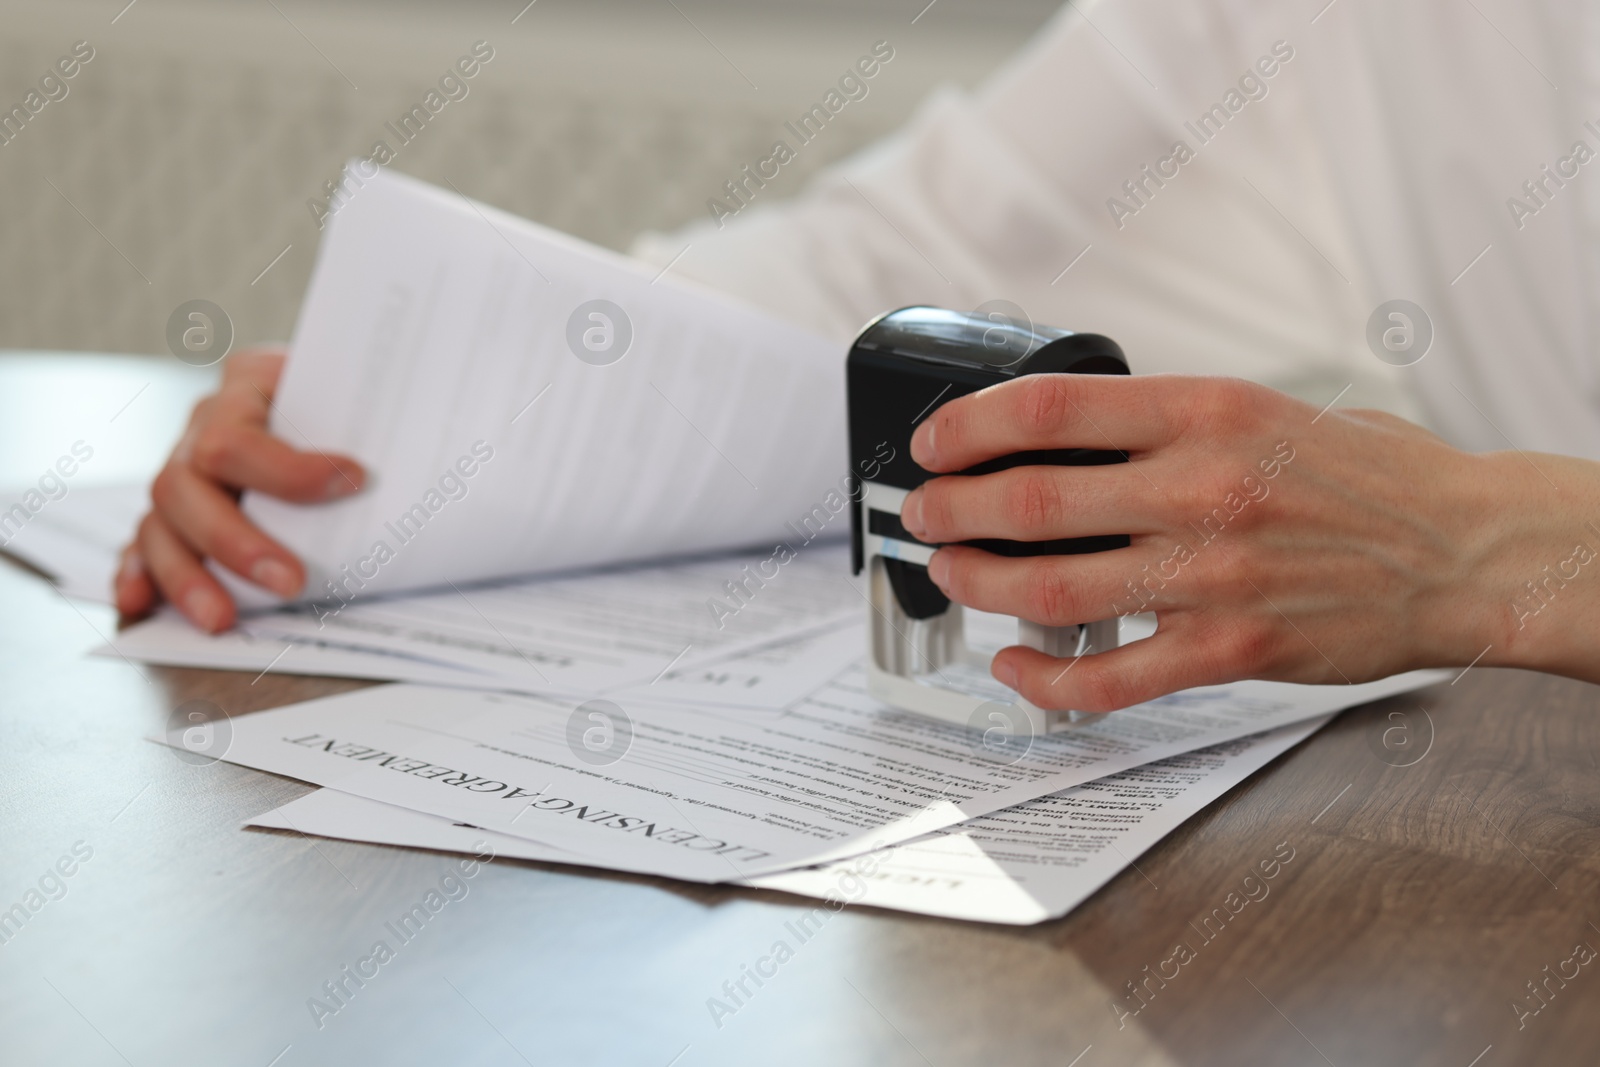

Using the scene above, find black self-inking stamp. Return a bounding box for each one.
[848,306,1131,733]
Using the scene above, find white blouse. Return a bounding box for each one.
[633,0,1600,461]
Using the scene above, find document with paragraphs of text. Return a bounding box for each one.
[745,716,1329,922]
[236,543,862,699]
[181,664,1445,883]
[230,165,849,608]
[247,717,1329,924]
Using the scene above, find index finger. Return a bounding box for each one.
[212,349,288,422]
[910,373,1187,473]
[220,348,288,394]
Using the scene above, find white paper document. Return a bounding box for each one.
[247,717,1329,924]
[186,664,1444,882]
[0,482,144,603]
[238,543,860,697]
[633,619,865,711]
[104,607,498,687]
[105,541,864,711]
[248,782,635,877]
[106,581,865,712]
[237,165,849,608]
[747,716,1329,923]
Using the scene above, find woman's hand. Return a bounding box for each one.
[898,374,1600,712]
[115,349,366,632]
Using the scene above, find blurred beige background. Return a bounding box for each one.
[0,0,1062,355]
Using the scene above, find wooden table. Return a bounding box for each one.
[4,353,1599,1066]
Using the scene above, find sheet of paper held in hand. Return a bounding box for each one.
[247,717,1330,924]
[230,165,851,607]
[177,663,1444,883]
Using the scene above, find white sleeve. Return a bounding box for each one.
[630,0,1421,422]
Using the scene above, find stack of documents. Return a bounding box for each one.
[214,667,1424,899]
[11,166,1445,924]
[248,716,1330,925]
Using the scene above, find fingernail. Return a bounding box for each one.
[993,659,1019,691]
[911,421,936,467]
[251,557,300,598]
[901,488,926,539]
[928,549,950,590]
[117,548,144,586]
[323,469,362,499]
[182,586,228,632]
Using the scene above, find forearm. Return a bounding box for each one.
[1471,451,1600,682]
